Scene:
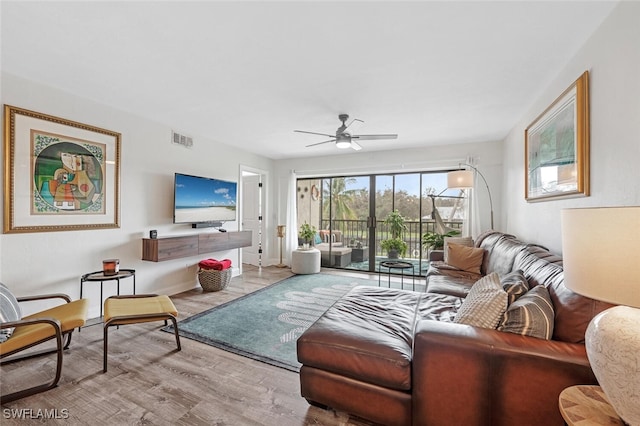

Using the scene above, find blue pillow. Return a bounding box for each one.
[314,233,322,245]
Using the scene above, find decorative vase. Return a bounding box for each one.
[302,243,310,250]
[585,305,640,425]
[388,249,398,259]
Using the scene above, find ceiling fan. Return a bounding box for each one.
[294,114,398,151]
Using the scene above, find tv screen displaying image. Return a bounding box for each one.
[173,173,237,224]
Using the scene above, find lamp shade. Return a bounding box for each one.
[447,170,474,189]
[561,206,640,307]
[561,206,640,425]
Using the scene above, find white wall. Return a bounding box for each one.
[274,140,503,235]
[502,1,640,254]
[0,73,274,318]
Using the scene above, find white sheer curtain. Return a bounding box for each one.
[284,170,298,265]
[462,156,482,239]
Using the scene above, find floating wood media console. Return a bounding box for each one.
[142,231,252,262]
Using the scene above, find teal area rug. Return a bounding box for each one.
[165,274,375,372]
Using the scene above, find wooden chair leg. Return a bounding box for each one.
[103,324,109,373]
[63,331,73,349]
[1,321,64,404]
[169,315,181,351]
[103,314,180,373]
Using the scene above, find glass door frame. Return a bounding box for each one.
[296,170,464,276]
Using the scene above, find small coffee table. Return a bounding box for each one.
[378,260,415,291]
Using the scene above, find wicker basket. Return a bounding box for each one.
[198,267,232,292]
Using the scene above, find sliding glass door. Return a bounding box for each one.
[296,171,465,276]
[320,176,370,269]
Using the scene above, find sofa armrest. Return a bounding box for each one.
[412,320,597,426]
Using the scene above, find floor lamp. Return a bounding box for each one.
[447,164,494,230]
[561,207,640,425]
[276,225,287,268]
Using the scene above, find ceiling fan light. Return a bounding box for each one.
[336,140,351,149]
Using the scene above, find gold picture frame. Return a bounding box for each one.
[3,105,121,233]
[525,71,590,202]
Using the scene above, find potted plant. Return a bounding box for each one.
[381,237,408,259]
[299,222,317,250]
[381,210,408,258]
[422,230,461,260]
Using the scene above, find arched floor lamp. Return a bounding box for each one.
[447,164,494,230]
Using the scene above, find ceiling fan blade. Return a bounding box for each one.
[306,139,336,147]
[344,118,364,134]
[350,141,363,151]
[353,134,398,140]
[294,130,335,138]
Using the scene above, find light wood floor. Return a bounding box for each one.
[1,265,390,426]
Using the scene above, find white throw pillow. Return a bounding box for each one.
[454,272,508,329]
[0,282,22,343]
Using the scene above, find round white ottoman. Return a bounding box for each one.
[291,248,321,274]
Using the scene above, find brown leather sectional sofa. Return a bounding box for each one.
[297,231,612,426]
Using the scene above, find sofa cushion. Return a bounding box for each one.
[297,286,420,391]
[446,244,484,274]
[0,283,22,343]
[453,272,508,329]
[418,293,463,322]
[425,275,474,298]
[482,236,527,277]
[443,236,474,263]
[500,269,529,304]
[319,230,342,243]
[498,285,554,339]
[425,262,482,282]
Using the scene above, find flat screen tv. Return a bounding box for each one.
[173,173,237,226]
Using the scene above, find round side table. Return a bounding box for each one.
[291,248,321,274]
[378,260,415,290]
[559,385,624,426]
[80,269,136,319]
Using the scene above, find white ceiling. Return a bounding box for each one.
[1,1,618,160]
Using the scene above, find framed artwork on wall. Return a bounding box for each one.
[525,71,590,202]
[3,105,121,233]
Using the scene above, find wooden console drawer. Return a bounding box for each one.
[142,236,198,262]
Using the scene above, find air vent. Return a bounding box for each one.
[171,130,193,148]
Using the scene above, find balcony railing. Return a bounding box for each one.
[319,218,463,259]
